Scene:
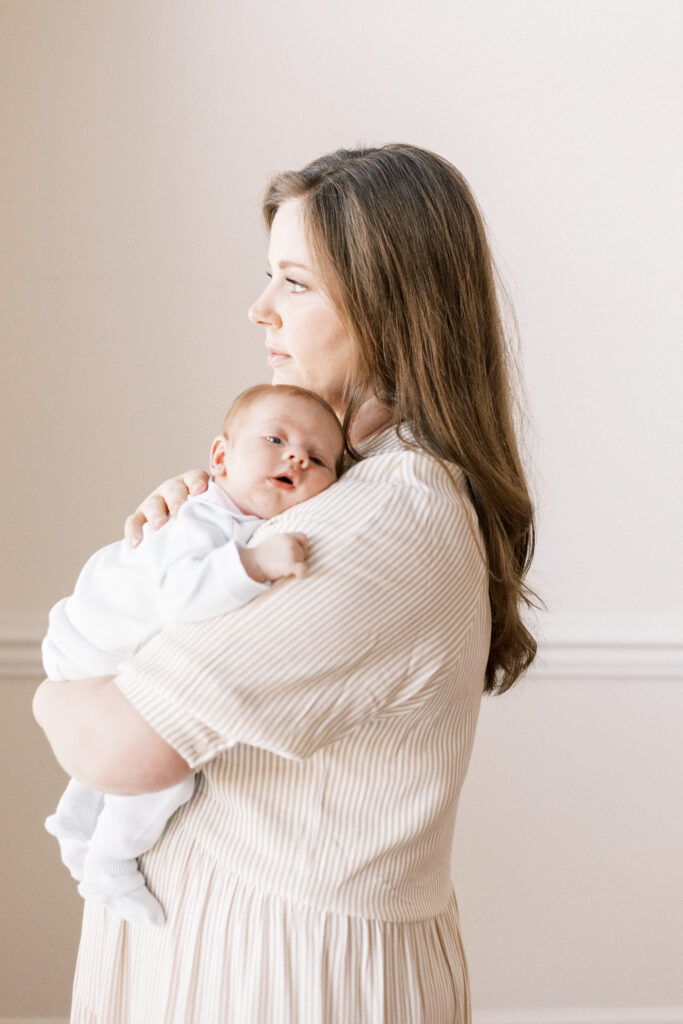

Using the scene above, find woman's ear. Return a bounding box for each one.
[209,436,230,477]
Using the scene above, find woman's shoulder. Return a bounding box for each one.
[254,427,485,581]
[347,425,469,502]
[327,425,480,549]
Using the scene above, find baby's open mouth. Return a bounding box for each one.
[271,474,295,488]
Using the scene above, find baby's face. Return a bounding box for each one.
[210,392,343,519]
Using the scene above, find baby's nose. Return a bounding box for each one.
[286,447,309,468]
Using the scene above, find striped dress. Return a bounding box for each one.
[71,426,491,1024]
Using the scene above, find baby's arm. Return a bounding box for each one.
[156,509,308,624]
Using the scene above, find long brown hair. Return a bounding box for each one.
[264,144,537,694]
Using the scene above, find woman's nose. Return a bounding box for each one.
[248,286,282,328]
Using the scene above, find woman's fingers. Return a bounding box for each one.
[124,494,172,547]
[123,471,209,547]
[142,492,177,526]
[124,510,148,548]
[182,469,210,496]
[154,478,192,519]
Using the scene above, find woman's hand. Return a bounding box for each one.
[124,470,210,547]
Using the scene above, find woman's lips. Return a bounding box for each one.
[266,347,290,367]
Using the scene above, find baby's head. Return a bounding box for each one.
[210,384,345,519]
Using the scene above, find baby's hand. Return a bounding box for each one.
[240,533,309,584]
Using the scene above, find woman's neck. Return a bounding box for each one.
[346,395,393,446]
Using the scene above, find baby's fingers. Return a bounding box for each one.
[289,533,309,558]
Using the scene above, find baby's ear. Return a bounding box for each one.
[209,436,230,477]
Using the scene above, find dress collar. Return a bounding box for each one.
[352,423,416,459]
[203,481,263,524]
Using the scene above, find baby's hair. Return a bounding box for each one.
[222,384,347,477]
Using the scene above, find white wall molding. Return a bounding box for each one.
[532,614,683,682]
[531,635,683,682]
[0,1018,70,1023]
[0,622,44,679]
[2,616,681,682]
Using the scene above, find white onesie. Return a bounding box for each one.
[43,482,267,925]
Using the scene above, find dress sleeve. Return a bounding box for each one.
[114,456,487,768]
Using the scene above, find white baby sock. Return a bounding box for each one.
[45,781,104,881]
[78,852,166,927]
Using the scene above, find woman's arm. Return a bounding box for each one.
[114,459,486,768]
[35,455,486,791]
[33,676,191,795]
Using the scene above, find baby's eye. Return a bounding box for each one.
[310,456,324,467]
[265,435,282,445]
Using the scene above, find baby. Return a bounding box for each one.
[42,383,344,926]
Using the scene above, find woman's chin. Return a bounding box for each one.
[271,367,311,394]
[271,366,295,386]
[270,367,337,411]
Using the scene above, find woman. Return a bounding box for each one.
[34,144,536,1023]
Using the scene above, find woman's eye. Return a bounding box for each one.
[264,269,305,293]
[265,435,282,445]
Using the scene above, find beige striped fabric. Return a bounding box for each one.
[71,426,491,1024]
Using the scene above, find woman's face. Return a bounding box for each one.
[248,199,356,415]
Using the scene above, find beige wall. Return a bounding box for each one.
[2,0,681,1020]
[1,676,82,1019]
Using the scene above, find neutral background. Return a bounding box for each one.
[1,1,682,1021]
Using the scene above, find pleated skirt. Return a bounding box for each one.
[71,818,471,1024]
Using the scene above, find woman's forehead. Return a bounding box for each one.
[268,200,311,264]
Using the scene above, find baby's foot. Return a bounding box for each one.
[78,870,166,926]
[44,816,89,881]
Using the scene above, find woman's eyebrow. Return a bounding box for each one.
[276,260,310,271]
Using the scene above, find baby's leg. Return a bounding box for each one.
[78,776,195,926]
[89,778,197,860]
[45,779,104,881]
